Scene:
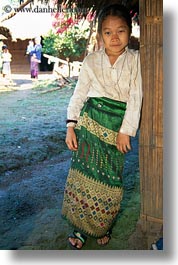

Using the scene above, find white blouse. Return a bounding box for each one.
[67,47,143,137]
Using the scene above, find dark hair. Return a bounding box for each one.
[2,45,8,50]
[97,4,132,34]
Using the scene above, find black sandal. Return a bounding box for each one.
[68,230,87,250]
[97,231,111,246]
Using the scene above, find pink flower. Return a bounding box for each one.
[58,12,65,20]
[66,17,73,25]
[52,21,58,27]
[56,26,67,34]
[86,11,96,22]
[56,28,64,34]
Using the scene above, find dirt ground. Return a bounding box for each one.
[0,73,147,250]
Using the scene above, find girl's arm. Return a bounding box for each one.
[119,52,143,137]
[67,58,91,121]
[66,58,91,151]
[117,52,142,153]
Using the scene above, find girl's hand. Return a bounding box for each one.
[65,127,78,151]
[116,132,131,154]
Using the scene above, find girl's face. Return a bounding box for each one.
[101,15,130,56]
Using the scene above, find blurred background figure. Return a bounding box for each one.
[0,34,7,76]
[30,53,39,79]
[33,37,42,63]
[30,36,42,79]
[0,41,4,76]
[26,39,34,63]
[2,45,12,82]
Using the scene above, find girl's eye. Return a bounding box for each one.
[104,32,111,36]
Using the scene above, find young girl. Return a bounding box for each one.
[62,4,143,249]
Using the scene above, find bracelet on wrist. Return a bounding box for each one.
[66,122,77,128]
[66,119,78,124]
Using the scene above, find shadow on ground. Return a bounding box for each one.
[0,74,147,250]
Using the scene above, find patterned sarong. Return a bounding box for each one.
[62,97,126,238]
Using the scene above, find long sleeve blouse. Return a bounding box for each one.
[67,47,143,137]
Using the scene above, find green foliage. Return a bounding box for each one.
[42,30,59,57]
[42,25,89,62]
[56,25,89,60]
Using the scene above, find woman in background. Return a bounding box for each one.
[26,40,34,64]
[30,37,42,79]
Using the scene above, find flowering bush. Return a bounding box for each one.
[42,5,95,62]
[56,23,89,60]
[42,30,59,57]
[42,23,89,61]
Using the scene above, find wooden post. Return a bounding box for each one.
[138,0,163,248]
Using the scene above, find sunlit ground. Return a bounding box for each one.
[0,72,55,91]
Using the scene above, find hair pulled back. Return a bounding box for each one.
[97,4,132,34]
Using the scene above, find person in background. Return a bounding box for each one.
[0,40,4,75]
[26,40,34,63]
[2,45,12,81]
[30,37,42,79]
[33,37,42,62]
[62,4,143,249]
[30,53,39,79]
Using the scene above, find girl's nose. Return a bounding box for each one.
[111,33,119,41]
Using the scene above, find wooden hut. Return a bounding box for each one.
[139,0,163,247]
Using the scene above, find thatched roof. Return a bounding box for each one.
[0,0,138,40]
[0,26,12,40]
[55,0,138,12]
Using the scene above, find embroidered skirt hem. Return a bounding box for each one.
[62,97,126,238]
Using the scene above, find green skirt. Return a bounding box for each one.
[62,97,126,238]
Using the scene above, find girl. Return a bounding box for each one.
[62,4,143,249]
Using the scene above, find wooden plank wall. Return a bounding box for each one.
[139,0,163,246]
